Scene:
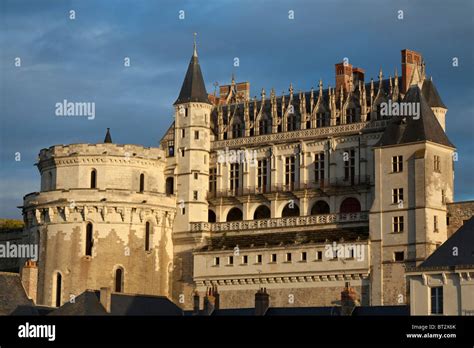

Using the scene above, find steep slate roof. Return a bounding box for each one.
[422,79,447,108]
[375,84,454,148]
[197,227,368,252]
[49,290,183,316]
[418,217,474,269]
[174,47,210,105]
[0,272,38,315]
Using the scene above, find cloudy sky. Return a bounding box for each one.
[1,0,473,218]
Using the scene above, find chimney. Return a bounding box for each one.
[100,287,112,313]
[203,285,219,315]
[401,49,423,94]
[218,81,250,105]
[335,61,353,95]
[352,67,365,87]
[340,282,359,316]
[254,288,270,316]
[21,260,38,304]
[193,291,200,315]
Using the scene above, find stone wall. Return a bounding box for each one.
[447,200,474,237]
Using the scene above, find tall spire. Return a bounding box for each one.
[174,34,210,105]
[193,32,198,57]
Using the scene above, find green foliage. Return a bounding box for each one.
[0,218,24,231]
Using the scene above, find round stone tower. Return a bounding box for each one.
[22,132,176,307]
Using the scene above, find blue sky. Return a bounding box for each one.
[1,0,473,218]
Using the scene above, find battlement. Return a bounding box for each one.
[39,143,164,162]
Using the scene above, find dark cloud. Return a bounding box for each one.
[1,0,473,218]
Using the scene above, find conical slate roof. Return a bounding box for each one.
[104,128,112,143]
[174,46,210,105]
[375,85,454,148]
[422,79,447,109]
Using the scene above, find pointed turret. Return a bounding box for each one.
[174,37,210,105]
[104,128,112,143]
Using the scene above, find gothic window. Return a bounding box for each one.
[85,223,93,256]
[287,113,298,131]
[392,156,403,172]
[430,287,443,315]
[90,169,97,189]
[315,153,325,184]
[232,123,243,138]
[54,272,62,307]
[257,159,268,193]
[392,188,404,204]
[259,117,271,135]
[346,108,356,123]
[139,173,145,193]
[285,156,296,190]
[230,163,240,195]
[115,267,124,293]
[344,149,355,184]
[145,222,151,251]
[392,216,404,233]
[209,168,217,194]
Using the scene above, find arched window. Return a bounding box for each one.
[311,200,330,215]
[208,210,216,223]
[139,173,145,193]
[54,272,62,307]
[145,222,151,251]
[226,207,243,222]
[85,223,93,256]
[115,267,124,293]
[253,205,271,220]
[282,203,300,217]
[166,177,174,195]
[340,197,361,213]
[90,169,97,189]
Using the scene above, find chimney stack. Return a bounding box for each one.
[193,291,200,315]
[203,285,219,315]
[100,287,112,313]
[340,282,359,316]
[401,49,423,94]
[254,288,270,316]
[335,62,353,95]
[21,260,38,304]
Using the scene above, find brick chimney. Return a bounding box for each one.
[340,282,359,316]
[401,49,423,94]
[254,288,270,316]
[203,285,219,315]
[100,287,112,313]
[193,291,200,315]
[21,260,38,304]
[335,62,353,95]
[218,80,250,105]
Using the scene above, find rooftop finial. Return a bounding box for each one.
[193,32,198,57]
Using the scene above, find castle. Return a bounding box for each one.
[20,44,458,310]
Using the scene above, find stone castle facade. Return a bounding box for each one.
[21,45,458,310]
